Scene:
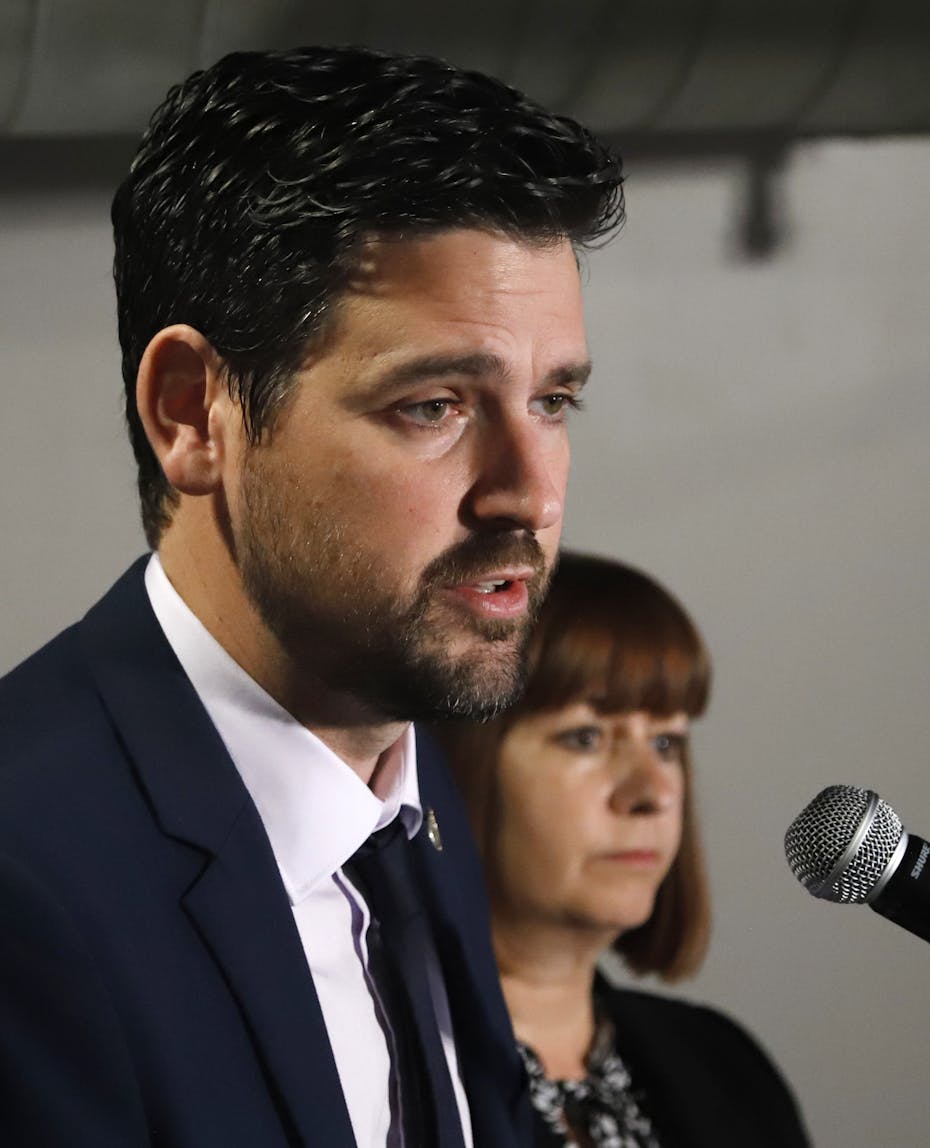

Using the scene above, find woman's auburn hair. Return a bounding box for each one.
[433,550,713,982]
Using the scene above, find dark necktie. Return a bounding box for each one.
[344,820,467,1148]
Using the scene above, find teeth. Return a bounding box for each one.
[474,580,507,593]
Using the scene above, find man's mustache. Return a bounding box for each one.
[420,533,547,590]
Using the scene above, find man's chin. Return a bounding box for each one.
[350,619,527,724]
[425,593,534,648]
[392,632,530,722]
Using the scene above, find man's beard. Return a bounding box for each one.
[235,456,552,723]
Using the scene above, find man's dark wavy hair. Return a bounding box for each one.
[112,45,625,546]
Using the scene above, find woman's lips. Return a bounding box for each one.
[599,850,663,867]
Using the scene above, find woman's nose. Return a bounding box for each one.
[609,747,679,816]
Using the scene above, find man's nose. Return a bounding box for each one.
[463,417,565,534]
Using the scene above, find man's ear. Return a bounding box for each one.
[136,325,236,495]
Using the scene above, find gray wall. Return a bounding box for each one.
[2,137,929,1146]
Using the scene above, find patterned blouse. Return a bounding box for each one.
[518,1016,662,1148]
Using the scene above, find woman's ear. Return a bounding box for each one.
[136,325,235,495]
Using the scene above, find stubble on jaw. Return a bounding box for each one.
[234,447,553,724]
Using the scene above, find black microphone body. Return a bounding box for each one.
[785,784,930,945]
[869,831,930,943]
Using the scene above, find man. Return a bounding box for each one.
[0,46,623,1147]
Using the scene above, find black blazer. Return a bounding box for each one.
[0,558,532,1148]
[566,979,810,1148]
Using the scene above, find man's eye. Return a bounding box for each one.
[536,393,584,420]
[402,399,455,424]
[555,725,603,751]
[653,733,686,763]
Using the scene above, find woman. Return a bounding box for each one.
[433,552,809,1148]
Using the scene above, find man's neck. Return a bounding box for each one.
[157,527,407,783]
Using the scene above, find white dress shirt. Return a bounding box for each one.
[144,554,473,1147]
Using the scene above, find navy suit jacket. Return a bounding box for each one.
[0,559,531,1147]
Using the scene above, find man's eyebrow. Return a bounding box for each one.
[547,361,593,389]
[364,352,593,394]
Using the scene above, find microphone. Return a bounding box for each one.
[784,784,930,943]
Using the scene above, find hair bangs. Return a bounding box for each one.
[520,610,621,712]
[519,552,711,720]
[600,642,709,718]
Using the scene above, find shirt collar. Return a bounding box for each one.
[144,553,423,902]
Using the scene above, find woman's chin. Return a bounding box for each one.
[582,897,657,938]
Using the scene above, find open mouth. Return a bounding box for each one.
[447,576,531,619]
[472,580,513,594]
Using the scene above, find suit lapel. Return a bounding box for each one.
[182,812,355,1148]
[414,731,532,1148]
[78,559,356,1148]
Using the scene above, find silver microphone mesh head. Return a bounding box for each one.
[784,784,904,904]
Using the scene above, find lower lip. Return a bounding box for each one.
[601,851,662,868]
[447,581,530,619]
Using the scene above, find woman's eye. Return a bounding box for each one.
[653,733,686,763]
[555,725,603,751]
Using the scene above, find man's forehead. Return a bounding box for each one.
[343,227,579,298]
[297,227,588,381]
